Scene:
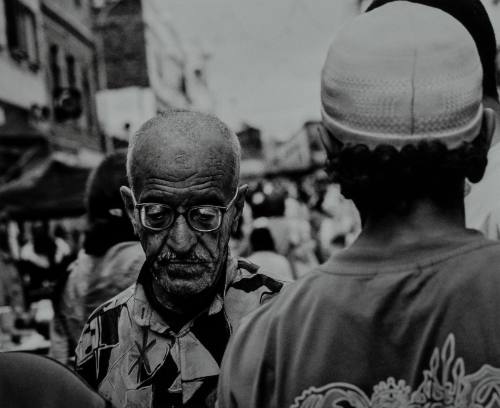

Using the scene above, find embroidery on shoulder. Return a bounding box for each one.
[87,284,135,321]
[237,258,260,274]
[231,258,283,301]
[231,272,283,294]
[291,334,500,408]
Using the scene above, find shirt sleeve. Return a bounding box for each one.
[75,318,99,389]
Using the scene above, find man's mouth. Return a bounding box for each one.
[161,259,213,264]
[153,261,215,280]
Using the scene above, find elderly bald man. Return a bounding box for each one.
[75,110,283,408]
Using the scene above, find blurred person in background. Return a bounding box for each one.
[51,224,79,320]
[0,221,24,310]
[20,223,56,270]
[285,184,320,277]
[50,150,145,364]
[287,221,318,278]
[247,223,294,281]
[367,0,500,239]
[18,223,57,303]
[249,182,291,255]
[53,224,72,266]
[249,182,318,277]
[317,184,361,259]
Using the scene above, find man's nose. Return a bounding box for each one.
[166,214,197,255]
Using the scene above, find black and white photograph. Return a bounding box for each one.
[1,0,500,407]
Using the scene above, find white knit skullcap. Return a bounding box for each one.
[321,2,483,149]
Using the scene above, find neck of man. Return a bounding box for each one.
[352,194,468,256]
[150,281,218,332]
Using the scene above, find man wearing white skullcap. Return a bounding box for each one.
[217,3,500,408]
[366,0,500,238]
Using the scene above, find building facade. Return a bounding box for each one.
[0,0,104,219]
[93,0,214,145]
[41,0,103,162]
[267,121,325,175]
[237,124,266,179]
[0,0,49,175]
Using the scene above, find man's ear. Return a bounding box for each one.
[318,123,343,157]
[231,184,248,234]
[318,123,335,155]
[120,186,139,234]
[482,107,496,150]
[465,108,496,184]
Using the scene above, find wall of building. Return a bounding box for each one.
[94,0,149,90]
[95,86,155,140]
[43,0,93,28]
[145,0,215,112]
[41,0,102,153]
[0,0,47,110]
[93,0,215,145]
[142,0,190,109]
[92,0,152,142]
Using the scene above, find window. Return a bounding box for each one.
[180,74,187,95]
[66,54,76,87]
[81,68,94,129]
[50,45,60,89]
[52,49,83,122]
[5,0,39,68]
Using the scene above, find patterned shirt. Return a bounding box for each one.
[75,257,282,408]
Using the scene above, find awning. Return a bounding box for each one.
[0,112,49,176]
[0,153,92,219]
[0,101,48,146]
[0,121,47,145]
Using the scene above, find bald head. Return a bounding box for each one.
[127,110,241,197]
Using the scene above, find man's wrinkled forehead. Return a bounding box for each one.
[130,117,238,194]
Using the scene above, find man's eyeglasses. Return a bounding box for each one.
[133,190,238,232]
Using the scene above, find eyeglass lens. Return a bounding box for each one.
[142,204,174,230]
[188,207,221,231]
[141,204,222,231]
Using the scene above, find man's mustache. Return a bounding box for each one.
[156,252,213,264]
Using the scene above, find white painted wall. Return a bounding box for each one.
[142,0,215,112]
[142,0,189,109]
[0,0,47,108]
[0,57,47,108]
[96,86,156,140]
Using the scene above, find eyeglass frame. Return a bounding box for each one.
[132,189,239,232]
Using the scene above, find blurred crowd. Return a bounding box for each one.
[0,150,360,363]
[232,174,360,279]
[0,220,78,318]
[0,151,142,361]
